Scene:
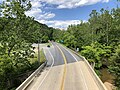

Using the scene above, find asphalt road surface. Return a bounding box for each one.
[26,42,102,90]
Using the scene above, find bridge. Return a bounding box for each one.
[16,42,107,90]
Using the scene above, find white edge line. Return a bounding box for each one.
[60,44,89,90]
[62,46,78,62]
[37,49,54,90]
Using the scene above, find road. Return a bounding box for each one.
[26,42,102,90]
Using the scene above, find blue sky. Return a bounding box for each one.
[49,0,118,20]
[0,0,119,29]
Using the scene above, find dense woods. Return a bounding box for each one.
[54,7,120,89]
[0,0,55,89]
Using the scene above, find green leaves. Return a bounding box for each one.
[81,43,102,69]
[1,0,31,18]
[0,0,38,89]
[80,42,113,76]
[109,45,120,88]
[0,0,56,89]
[62,32,77,48]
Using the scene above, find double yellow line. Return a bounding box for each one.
[56,45,67,90]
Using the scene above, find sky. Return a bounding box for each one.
[0,0,119,29]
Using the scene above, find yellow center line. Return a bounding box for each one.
[56,45,67,90]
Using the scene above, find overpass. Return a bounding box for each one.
[16,42,107,90]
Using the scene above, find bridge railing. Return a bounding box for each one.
[16,61,47,90]
[59,43,108,90]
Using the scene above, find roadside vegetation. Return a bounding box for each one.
[40,49,46,64]
[52,3,120,90]
[0,0,51,90]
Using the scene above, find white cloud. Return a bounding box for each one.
[39,0,109,9]
[25,8,55,20]
[37,12,55,20]
[25,8,42,17]
[1,0,109,21]
[0,0,4,3]
[31,0,43,8]
[102,0,109,3]
[39,20,86,30]
[25,0,55,20]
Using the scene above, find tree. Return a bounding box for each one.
[109,45,120,89]
[0,0,34,89]
[62,32,77,48]
[67,22,91,49]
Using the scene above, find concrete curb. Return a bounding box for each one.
[60,44,108,90]
[16,61,47,90]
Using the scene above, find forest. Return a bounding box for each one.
[0,0,56,89]
[0,0,120,90]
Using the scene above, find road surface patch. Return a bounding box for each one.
[56,45,67,90]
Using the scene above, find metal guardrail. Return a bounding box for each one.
[68,48,108,90]
[16,61,47,90]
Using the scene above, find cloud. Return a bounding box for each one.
[1,0,108,30]
[25,0,55,20]
[25,8,55,20]
[39,20,86,30]
[31,0,43,8]
[0,0,4,3]
[37,12,55,20]
[1,0,109,21]
[39,0,110,9]
[25,8,42,18]
[102,0,109,3]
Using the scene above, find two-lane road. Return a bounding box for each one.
[56,43,100,90]
[26,42,102,90]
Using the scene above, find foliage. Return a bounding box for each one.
[0,0,33,89]
[62,32,77,48]
[52,28,65,42]
[67,22,91,48]
[81,42,112,70]
[0,0,53,89]
[40,49,46,63]
[109,45,120,89]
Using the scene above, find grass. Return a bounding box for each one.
[29,49,46,65]
[45,43,52,46]
[40,49,46,63]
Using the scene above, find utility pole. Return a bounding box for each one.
[38,39,40,64]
